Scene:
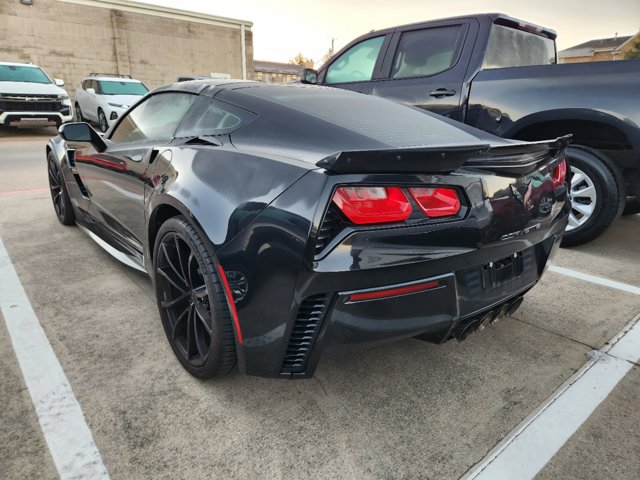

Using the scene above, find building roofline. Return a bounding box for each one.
[58,0,253,29]
[615,31,640,52]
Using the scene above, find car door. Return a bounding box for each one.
[74,92,198,252]
[76,80,87,116]
[319,34,391,95]
[82,79,99,122]
[372,19,478,121]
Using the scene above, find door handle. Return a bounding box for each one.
[429,88,456,98]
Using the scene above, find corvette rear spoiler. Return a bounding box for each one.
[316,135,571,176]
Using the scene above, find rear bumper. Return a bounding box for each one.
[230,221,564,379]
[282,232,561,378]
[216,168,570,379]
[0,111,72,127]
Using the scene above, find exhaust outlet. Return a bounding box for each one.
[476,310,495,332]
[491,304,510,324]
[506,296,524,316]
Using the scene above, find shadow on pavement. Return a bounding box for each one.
[0,125,58,140]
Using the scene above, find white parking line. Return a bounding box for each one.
[462,314,640,480]
[549,264,640,296]
[0,239,110,479]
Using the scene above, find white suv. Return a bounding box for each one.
[75,74,148,132]
[0,62,72,128]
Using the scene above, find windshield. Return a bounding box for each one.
[483,24,556,69]
[99,80,148,95]
[0,65,51,84]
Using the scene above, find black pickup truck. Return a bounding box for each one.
[302,13,640,245]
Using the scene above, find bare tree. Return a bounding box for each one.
[289,53,315,68]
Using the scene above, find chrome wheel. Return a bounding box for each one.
[156,233,213,367]
[567,166,597,231]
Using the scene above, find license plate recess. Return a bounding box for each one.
[482,252,524,290]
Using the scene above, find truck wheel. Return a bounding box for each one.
[561,146,622,247]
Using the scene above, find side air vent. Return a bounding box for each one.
[281,294,328,375]
[65,149,89,197]
[314,205,344,255]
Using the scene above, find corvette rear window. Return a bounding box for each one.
[244,86,480,147]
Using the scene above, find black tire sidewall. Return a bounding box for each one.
[153,216,236,379]
[98,109,107,132]
[47,153,75,225]
[562,146,621,247]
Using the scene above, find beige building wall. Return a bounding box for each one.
[0,0,253,98]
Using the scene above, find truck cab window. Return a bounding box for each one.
[391,25,464,79]
[483,24,556,69]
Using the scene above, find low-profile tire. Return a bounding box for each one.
[97,109,108,133]
[47,153,75,225]
[153,216,237,379]
[75,103,83,122]
[561,146,622,247]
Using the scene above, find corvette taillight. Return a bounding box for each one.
[553,159,567,189]
[332,186,412,224]
[409,187,460,218]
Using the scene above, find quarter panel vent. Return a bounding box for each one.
[281,294,328,375]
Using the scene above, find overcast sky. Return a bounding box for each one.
[136,0,640,65]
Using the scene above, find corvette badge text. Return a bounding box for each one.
[500,223,541,241]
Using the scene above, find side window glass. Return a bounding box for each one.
[110,93,197,143]
[176,98,251,137]
[391,25,464,79]
[81,80,87,89]
[326,36,385,84]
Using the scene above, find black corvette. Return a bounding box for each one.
[46,80,570,379]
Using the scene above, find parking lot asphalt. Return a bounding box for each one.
[1,130,639,480]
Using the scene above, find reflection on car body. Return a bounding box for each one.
[46,80,570,379]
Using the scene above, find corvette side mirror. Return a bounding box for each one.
[59,122,107,152]
[300,68,318,84]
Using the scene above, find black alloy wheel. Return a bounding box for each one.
[154,216,236,378]
[98,109,108,133]
[47,153,75,225]
[75,103,83,122]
